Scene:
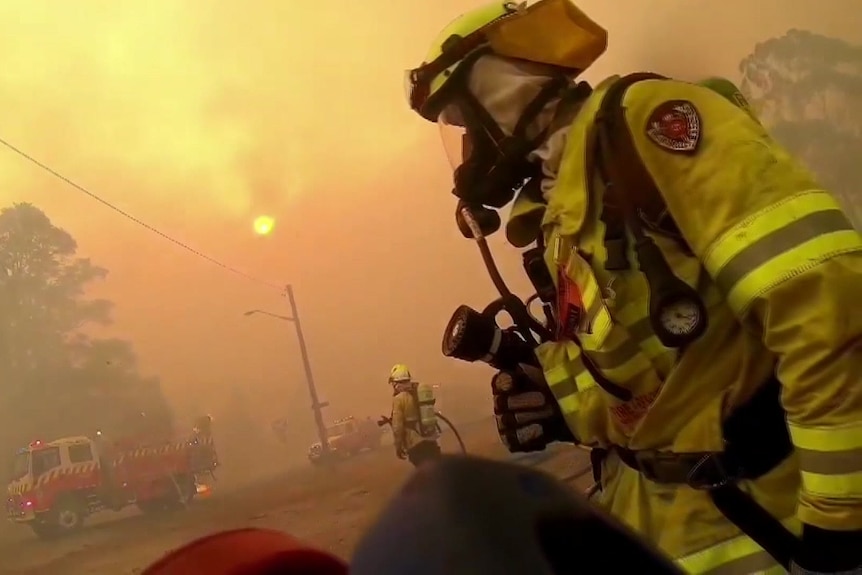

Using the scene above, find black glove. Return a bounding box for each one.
[491,363,575,453]
[791,525,862,574]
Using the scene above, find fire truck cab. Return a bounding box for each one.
[6,429,216,539]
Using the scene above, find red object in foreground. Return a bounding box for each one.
[142,528,348,575]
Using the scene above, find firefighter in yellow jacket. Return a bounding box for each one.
[404,1,862,573]
[388,364,441,467]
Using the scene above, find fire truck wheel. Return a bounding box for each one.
[34,497,86,537]
[56,498,86,531]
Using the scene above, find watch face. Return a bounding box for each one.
[660,300,701,336]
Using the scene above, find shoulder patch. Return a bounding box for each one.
[645,100,701,154]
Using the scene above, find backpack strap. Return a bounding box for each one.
[590,73,691,271]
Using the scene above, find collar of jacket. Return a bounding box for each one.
[505,76,620,248]
[541,75,620,239]
[393,382,415,395]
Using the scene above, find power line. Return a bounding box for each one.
[0,135,285,292]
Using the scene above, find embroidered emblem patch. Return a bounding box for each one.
[645,100,701,154]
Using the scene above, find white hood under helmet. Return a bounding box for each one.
[444,54,583,205]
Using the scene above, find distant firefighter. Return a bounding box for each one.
[387,364,441,467]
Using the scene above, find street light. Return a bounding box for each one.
[244,284,330,455]
[243,310,292,321]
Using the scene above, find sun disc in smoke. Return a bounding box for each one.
[253,215,275,236]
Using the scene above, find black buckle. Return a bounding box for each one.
[633,450,696,482]
[632,450,662,481]
[686,453,742,490]
[603,238,629,270]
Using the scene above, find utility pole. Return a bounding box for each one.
[283,285,330,455]
[244,284,330,455]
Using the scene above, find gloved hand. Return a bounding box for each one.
[491,363,575,453]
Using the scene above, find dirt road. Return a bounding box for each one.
[1,421,591,575]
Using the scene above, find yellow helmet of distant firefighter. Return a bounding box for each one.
[389,364,412,385]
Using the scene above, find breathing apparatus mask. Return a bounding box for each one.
[405,0,608,237]
[436,58,602,375]
[446,71,593,239]
[440,54,573,220]
[438,56,581,372]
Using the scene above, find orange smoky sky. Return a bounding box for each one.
[0,0,856,438]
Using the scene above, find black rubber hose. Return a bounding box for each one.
[436,412,467,454]
[379,413,466,454]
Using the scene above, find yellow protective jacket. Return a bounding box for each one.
[514,77,862,573]
[391,387,432,452]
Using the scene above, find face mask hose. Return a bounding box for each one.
[442,202,552,369]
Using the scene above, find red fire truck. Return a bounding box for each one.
[5,425,217,539]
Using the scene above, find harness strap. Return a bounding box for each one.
[606,378,799,567]
[592,72,694,272]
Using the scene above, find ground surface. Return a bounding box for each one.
[0,420,592,575]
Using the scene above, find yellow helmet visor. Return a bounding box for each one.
[406,0,607,119]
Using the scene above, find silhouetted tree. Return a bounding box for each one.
[68,337,174,435]
[0,203,173,465]
[739,29,862,224]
